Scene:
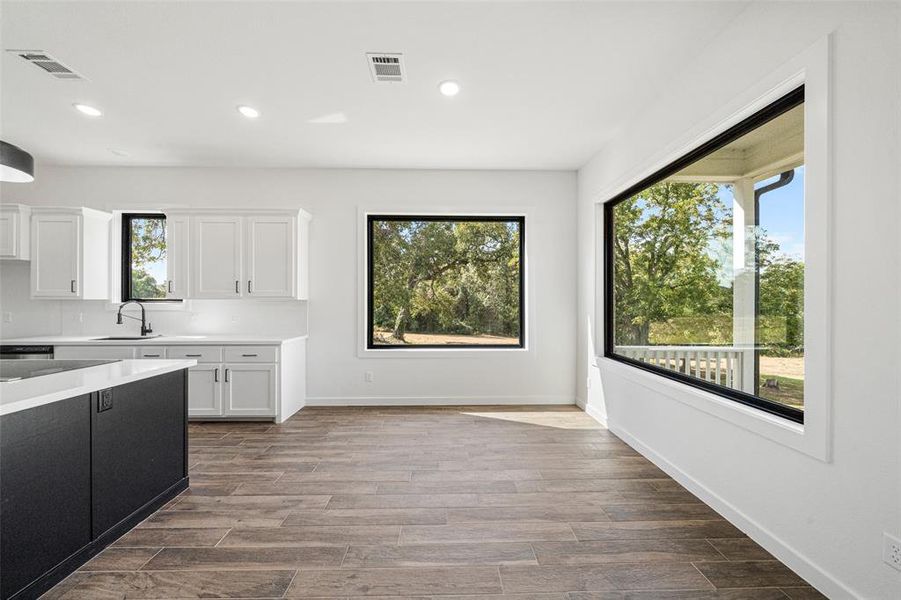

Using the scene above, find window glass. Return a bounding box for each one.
[368,216,524,348]
[607,91,804,421]
[123,214,168,301]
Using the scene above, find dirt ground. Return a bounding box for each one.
[373,330,519,346]
[759,356,804,380]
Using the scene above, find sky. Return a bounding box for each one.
[756,165,805,260]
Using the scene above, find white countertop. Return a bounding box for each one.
[1,334,308,346]
[0,359,196,416]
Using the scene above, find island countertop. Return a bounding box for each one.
[0,359,196,416]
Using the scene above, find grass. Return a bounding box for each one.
[757,374,804,409]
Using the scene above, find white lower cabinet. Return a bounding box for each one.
[187,364,224,417]
[46,339,305,422]
[223,363,276,416]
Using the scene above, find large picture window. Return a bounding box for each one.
[604,87,805,422]
[367,215,524,349]
[121,213,173,302]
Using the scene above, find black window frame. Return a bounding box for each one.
[121,212,180,303]
[603,86,805,424]
[366,214,526,350]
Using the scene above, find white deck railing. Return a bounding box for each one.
[614,345,750,392]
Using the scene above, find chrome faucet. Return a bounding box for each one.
[116,301,153,336]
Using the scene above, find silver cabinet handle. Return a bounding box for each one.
[70,279,77,293]
[185,353,202,357]
[248,280,252,294]
[235,280,240,294]
[241,353,258,357]
[224,368,230,382]
[168,280,173,293]
[214,368,219,382]
[143,353,161,358]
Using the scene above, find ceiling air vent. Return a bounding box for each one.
[7,50,86,80]
[366,53,404,83]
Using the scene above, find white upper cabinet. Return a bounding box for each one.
[168,209,310,300]
[246,215,295,298]
[191,215,243,299]
[164,213,190,299]
[30,207,111,299]
[0,204,31,260]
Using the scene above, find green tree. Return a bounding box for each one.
[612,181,730,345]
[129,217,166,299]
[371,220,520,343]
[758,257,804,353]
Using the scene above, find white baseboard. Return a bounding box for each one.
[304,395,576,407]
[576,397,608,428]
[609,423,856,600]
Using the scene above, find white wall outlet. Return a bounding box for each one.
[364,371,374,383]
[884,532,901,571]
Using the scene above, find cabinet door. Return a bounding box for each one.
[0,394,91,600]
[187,364,223,417]
[191,216,242,298]
[0,209,17,258]
[31,213,80,298]
[223,363,276,416]
[165,214,190,299]
[245,216,296,298]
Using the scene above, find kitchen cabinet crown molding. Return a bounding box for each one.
[163,207,311,219]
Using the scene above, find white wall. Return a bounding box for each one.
[1,167,577,405]
[577,2,900,599]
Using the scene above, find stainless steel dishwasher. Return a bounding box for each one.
[0,345,54,359]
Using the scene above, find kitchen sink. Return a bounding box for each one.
[91,336,164,341]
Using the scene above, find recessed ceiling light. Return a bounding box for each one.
[438,80,460,97]
[237,105,260,119]
[73,103,102,117]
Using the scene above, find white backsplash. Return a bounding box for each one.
[0,260,307,339]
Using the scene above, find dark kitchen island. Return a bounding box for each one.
[0,358,195,600]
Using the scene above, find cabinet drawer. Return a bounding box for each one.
[166,346,222,363]
[223,346,278,363]
[137,347,166,359]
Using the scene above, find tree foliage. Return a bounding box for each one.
[371,219,521,344]
[129,217,167,299]
[613,180,804,355]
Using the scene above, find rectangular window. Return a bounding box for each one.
[367,215,524,349]
[121,213,173,302]
[604,87,805,422]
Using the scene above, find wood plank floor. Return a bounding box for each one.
[43,406,825,599]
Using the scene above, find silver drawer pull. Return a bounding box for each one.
[185,353,202,357]
[214,368,219,382]
[70,280,77,293]
[144,354,161,358]
[235,280,240,294]
[224,368,230,382]
[241,353,258,357]
[168,280,173,293]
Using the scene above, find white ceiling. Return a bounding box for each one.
[0,1,750,170]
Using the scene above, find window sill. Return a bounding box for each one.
[105,300,191,312]
[359,346,530,359]
[597,356,828,461]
